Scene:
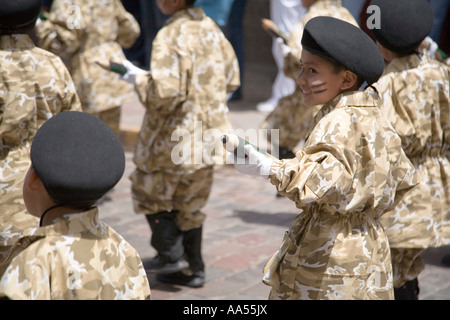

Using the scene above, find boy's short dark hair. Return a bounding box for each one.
[186,0,196,7]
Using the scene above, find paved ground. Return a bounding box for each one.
[95,31,450,300]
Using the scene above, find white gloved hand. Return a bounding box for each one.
[421,36,438,59]
[121,60,147,84]
[233,145,273,179]
[276,37,291,57]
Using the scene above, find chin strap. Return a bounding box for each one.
[39,204,64,227]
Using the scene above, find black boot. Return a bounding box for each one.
[156,226,205,288]
[441,254,450,267]
[183,226,205,274]
[394,278,420,300]
[278,146,296,160]
[143,211,188,274]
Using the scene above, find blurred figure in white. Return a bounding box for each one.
[256,0,306,113]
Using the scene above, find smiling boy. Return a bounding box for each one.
[233,17,425,300]
[260,0,358,159]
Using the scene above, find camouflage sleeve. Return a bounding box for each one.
[134,42,186,116]
[35,0,83,58]
[59,65,83,113]
[35,54,82,125]
[114,0,141,49]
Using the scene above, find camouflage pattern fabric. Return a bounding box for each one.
[261,93,322,151]
[263,90,423,300]
[0,208,151,300]
[376,52,450,249]
[261,0,358,152]
[0,34,82,253]
[35,0,140,118]
[130,167,214,231]
[96,106,121,137]
[132,7,240,175]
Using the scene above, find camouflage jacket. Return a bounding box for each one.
[375,52,450,247]
[0,207,151,300]
[35,0,140,113]
[0,34,82,247]
[134,8,240,174]
[264,90,423,300]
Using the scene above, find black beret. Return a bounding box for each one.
[301,16,385,85]
[31,111,125,208]
[370,0,433,54]
[0,0,41,34]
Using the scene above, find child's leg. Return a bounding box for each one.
[172,167,214,232]
[182,226,204,274]
[130,169,188,273]
[173,167,214,271]
[391,247,425,300]
[145,211,184,266]
[96,106,121,137]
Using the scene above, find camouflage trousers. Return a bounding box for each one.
[390,248,425,288]
[130,166,214,231]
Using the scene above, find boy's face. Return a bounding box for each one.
[157,0,186,15]
[297,50,353,107]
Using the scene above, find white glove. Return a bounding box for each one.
[421,36,438,59]
[233,145,273,179]
[276,37,291,57]
[121,60,147,84]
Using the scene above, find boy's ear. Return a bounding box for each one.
[339,70,358,91]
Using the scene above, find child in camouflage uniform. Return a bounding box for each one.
[234,17,427,300]
[35,0,140,137]
[0,0,82,277]
[370,0,450,300]
[260,0,358,159]
[0,111,151,300]
[121,0,240,287]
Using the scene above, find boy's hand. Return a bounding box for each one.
[233,145,273,179]
[121,60,147,84]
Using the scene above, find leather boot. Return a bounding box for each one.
[394,278,420,300]
[156,226,205,287]
[143,211,188,274]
